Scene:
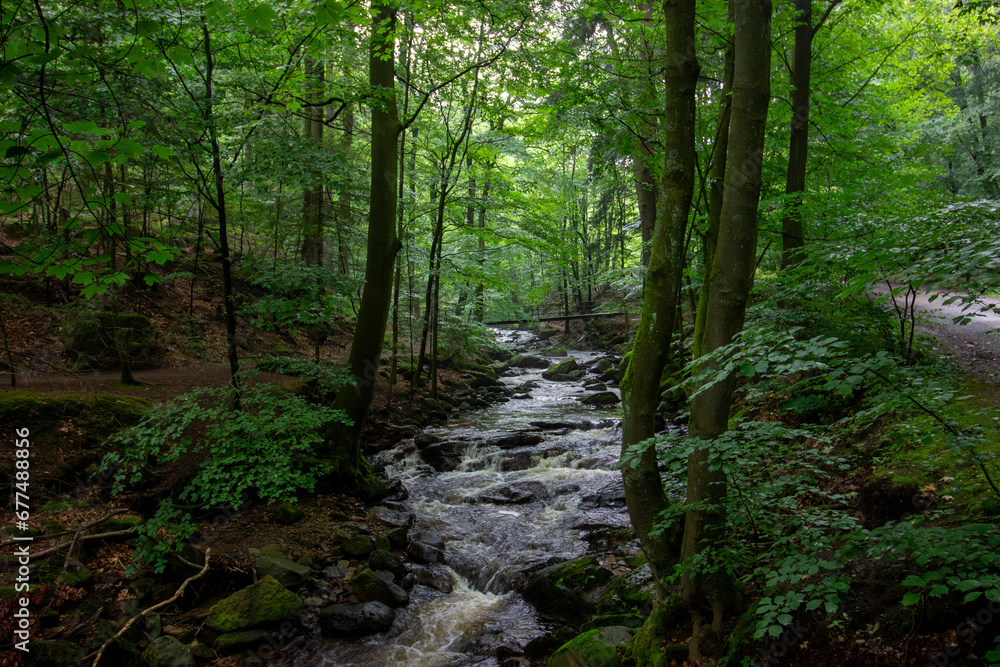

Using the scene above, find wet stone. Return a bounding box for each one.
[369,549,407,580]
[351,568,410,606]
[407,532,445,564]
[470,481,548,505]
[319,601,396,637]
[411,565,454,593]
[485,432,544,449]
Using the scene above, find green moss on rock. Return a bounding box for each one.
[548,626,632,667]
[206,575,304,633]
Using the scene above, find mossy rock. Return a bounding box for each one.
[254,555,310,588]
[214,629,271,655]
[351,567,409,606]
[580,392,621,407]
[60,560,92,587]
[104,514,144,532]
[206,575,304,633]
[524,558,614,624]
[99,638,144,667]
[545,346,569,357]
[0,392,150,462]
[342,534,375,559]
[64,311,155,369]
[548,626,632,667]
[581,613,647,632]
[143,635,195,667]
[542,359,579,379]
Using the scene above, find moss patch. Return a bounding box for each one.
[206,575,304,633]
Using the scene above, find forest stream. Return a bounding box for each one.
[283,330,633,666]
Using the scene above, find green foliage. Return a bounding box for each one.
[128,499,197,575]
[870,519,1000,607]
[239,262,357,336]
[99,377,351,571]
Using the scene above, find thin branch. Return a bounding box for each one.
[90,549,212,666]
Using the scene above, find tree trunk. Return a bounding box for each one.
[202,19,241,407]
[619,0,699,662]
[682,0,771,659]
[337,98,354,274]
[302,57,326,266]
[329,1,401,491]
[694,1,735,359]
[780,0,811,268]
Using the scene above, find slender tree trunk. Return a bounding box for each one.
[302,57,326,266]
[337,98,354,274]
[329,1,401,490]
[694,1,735,359]
[683,0,771,659]
[619,0,699,662]
[202,20,241,407]
[780,0,811,268]
[474,175,490,320]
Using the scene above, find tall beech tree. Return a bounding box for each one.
[683,0,772,658]
[618,0,698,661]
[327,0,401,488]
[780,0,841,268]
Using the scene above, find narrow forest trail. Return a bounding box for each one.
[906,289,1000,383]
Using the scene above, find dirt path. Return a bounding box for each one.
[904,289,1000,382]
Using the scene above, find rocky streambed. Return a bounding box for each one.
[14,331,663,667]
[268,330,659,666]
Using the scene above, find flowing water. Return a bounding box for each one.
[294,330,632,666]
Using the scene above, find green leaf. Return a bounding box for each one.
[901,592,922,606]
[151,145,176,159]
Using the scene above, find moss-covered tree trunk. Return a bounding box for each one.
[329,0,400,490]
[692,1,734,360]
[682,0,771,659]
[619,0,698,663]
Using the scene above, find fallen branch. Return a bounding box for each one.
[0,509,129,550]
[89,548,212,666]
[29,529,134,561]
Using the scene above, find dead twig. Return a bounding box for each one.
[89,548,211,666]
[0,509,129,550]
[29,529,134,560]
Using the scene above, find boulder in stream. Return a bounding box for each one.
[510,354,550,369]
[369,549,407,580]
[485,432,544,449]
[468,481,548,505]
[579,391,621,406]
[319,601,396,636]
[417,441,466,472]
[521,557,614,624]
[407,531,445,563]
[542,359,579,379]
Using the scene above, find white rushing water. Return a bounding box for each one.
[293,330,632,666]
